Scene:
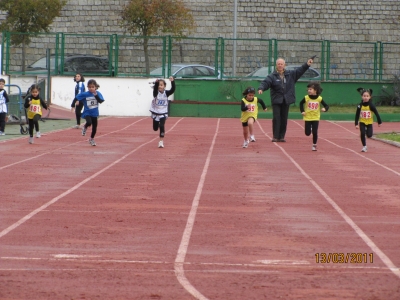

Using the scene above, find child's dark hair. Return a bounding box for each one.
[74,73,85,82]
[0,78,5,83]
[29,84,40,92]
[87,79,100,89]
[357,87,373,96]
[242,86,256,96]
[307,82,323,96]
[157,79,167,86]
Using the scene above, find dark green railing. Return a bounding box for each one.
[1,31,399,82]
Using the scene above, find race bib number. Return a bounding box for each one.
[360,111,371,118]
[247,104,255,112]
[156,99,167,106]
[307,102,319,110]
[86,98,98,109]
[29,104,41,113]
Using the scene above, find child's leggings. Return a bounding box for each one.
[359,123,373,146]
[84,116,98,139]
[305,120,319,144]
[153,117,166,138]
[75,101,84,125]
[28,118,39,137]
[0,112,6,132]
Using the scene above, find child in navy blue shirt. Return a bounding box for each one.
[76,79,104,146]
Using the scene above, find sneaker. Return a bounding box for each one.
[89,138,96,146]
[158,140,164,148]
[278,139,286,142]
[242,140,249,148]
[250,135,256,142]
[29,137,34,144]
[312,144,317,151]
[73,125,80,129]
[271,138,278,142]
[82,127,87,136]
[0,131,5,136]
[36,131,41,138]
[361,146,367,152]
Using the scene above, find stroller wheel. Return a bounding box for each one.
[20,126,29,135]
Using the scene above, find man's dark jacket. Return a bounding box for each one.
[257,62,309,105]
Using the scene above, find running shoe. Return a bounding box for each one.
[82,127,86,136]
[29,137,34,144]
[36,131,41,138]
[250,135,256,142]
[158,140,164,148]
[89,138,96,146]
[361,146,367,152]
[312,144,317,151]
[0,131,5,136]
[73,125,80,129]
[242,140,249,148]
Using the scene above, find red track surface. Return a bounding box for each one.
[0,116,399,299]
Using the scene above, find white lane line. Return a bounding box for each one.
[1,256,391,272]
[257,122,400,279]
[0,118,146,171]
[0,118,183,239]
[174,119,220,300]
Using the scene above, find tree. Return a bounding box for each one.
[120,0,195,74]
[0,0,67,72]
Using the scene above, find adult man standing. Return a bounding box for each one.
[258,57,314,142]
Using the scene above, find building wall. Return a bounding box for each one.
[1,0,398,42]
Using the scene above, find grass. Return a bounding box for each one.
[375,132,400,143]
[290,105,400,114]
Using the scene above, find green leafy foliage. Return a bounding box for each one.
[0,0,67,45]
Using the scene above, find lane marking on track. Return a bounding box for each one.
[1,256,394,272]
[0,118,183,239]
[0,116,113,144]
[0,117,146,171]
[292,120,400,176]
[174,119,220,300]
[257,122,400,279]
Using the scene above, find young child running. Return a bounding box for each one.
[70,73,86,129]
[240,86,267,148]
[76,79,105,146]
[149,76,175,148]
[0,78,10,136]
[24,84,49,144]
[299,81,329,151]
[355,87,382,152]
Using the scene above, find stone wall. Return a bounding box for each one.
[1,0,399,78]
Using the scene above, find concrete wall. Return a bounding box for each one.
[50,77,174,117]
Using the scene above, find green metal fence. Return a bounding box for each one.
[2,31,399,82]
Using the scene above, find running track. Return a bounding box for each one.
[0,117,399,299]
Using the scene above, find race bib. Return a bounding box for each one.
[307,101,319,110]
[86,97,98,109]
[360,110,371,118]
[29,104,41,113]
[156,99,167,106]
[247,104,256,112]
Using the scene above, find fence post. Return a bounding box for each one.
[220,37,225,79]
[326,40,330,81]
